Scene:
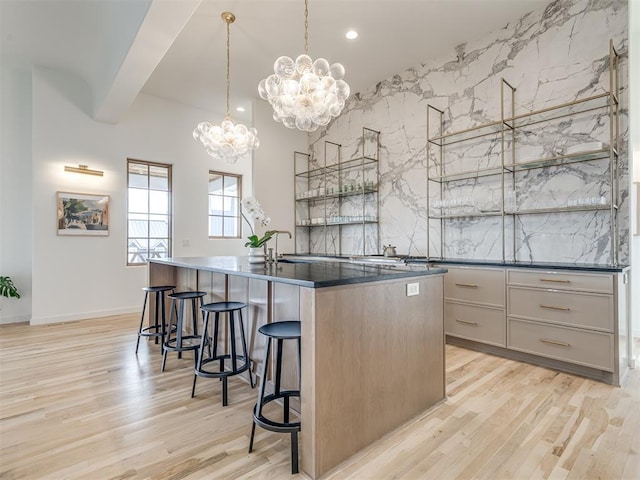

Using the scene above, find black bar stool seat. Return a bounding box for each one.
[249,320,301,474]
[161,291,206,371]
[192,301,254,406]
[135,285,175,354]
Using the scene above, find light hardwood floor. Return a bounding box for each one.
[1,314,638,479]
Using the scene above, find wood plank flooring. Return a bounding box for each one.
[1,314,638,479]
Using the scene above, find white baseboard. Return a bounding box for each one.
[0,313,31,324]
[30,306,139,325]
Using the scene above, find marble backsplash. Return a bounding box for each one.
[298,0,628,265]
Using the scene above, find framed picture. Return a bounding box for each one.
[57,192,110,236]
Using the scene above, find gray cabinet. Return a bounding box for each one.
[506,269,616,372]
[439,265,506,348]
[442,264,630,385]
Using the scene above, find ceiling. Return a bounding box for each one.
[1,0,550,124]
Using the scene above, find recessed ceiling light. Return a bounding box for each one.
[346,30,358,40]
[236,106,245,112]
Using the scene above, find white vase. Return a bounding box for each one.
[248,246,266,264]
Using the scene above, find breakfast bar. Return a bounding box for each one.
[148,256,447,478]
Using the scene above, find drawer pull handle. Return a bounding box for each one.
[455,283,478,288]
[540,338,571,348]
[455,319,478,326]
[539,278,571,284]
[540,304,571,311]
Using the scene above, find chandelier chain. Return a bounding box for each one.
[226,17,231,117]
[304,0,309,55]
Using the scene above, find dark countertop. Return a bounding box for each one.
[149,256,447,288]
[284,254,629,273]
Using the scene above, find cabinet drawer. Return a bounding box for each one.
[443,267,505,307]
[445,302,505,347]
[507,269,613,294]
[507,318,614,371]
[507,287,613,332]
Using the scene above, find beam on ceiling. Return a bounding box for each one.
[93,0,202,124]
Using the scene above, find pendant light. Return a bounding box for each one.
[258,0,350,132]
[193,12,259,163]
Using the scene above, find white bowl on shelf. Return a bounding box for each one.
[565,141,604,155]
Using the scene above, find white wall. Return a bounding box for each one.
[0,65,32,323]
[630,0,639,347]
[252,100,307,255]
[28,65,255,325]
[308,0,629,265]
[0,62,302,325]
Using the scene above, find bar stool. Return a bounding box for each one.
[161,291,206,371]
[192,301,254,406]
[135,285,175,354]
[249,321,301,475]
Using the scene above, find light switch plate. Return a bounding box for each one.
[406,282,419,296]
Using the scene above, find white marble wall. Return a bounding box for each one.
[299,0,629,265]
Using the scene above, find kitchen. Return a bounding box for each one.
[1,0,639,478]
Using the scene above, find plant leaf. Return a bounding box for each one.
[0,276,20,299]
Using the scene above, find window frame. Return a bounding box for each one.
[126,158,173,266]
[208,171,242,239]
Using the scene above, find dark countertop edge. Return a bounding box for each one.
[286,254,629,272]
[149,257,447,288]
[310,268,448,288]
[419,258,630,273]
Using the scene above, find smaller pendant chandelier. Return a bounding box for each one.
[258,0,350,132]
[193,12,259,164]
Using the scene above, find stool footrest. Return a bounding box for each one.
[139,324,177,337]
[253,391,301,433]
[139,325,162,338]
[163,335,202,352]
[195,354,251,378]
[253,414,301,434]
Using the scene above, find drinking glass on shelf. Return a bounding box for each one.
[505,190,516,212]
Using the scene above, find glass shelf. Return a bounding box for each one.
[506,204,613,215]
[506,148,613,172]
[509,92,616,130]
[427,148,613,183]
[430,203,615,219]
[295,186,378,202]
[296,156,378,178]
[429,165,505,183]
[429,211,502,220]
[428,120,509,147]
[297,220,378,227]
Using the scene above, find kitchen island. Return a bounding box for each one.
[148,256,447,478]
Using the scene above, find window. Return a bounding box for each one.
[208,171,241,238]
[127,159,172,265]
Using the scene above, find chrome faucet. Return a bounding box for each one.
[272,230,292,263]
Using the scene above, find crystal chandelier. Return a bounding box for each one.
[193,12,259,164]
[258,0,350,132]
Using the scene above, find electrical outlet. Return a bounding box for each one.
[182,239,190,247]
[406,282,419,296]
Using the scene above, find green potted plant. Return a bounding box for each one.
[0,276,20,299]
